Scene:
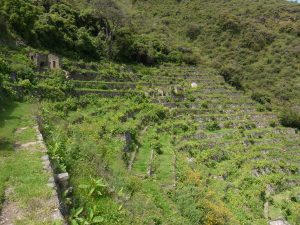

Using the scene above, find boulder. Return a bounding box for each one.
[191,82,198,88]
[56,173,69,183]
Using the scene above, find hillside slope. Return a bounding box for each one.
[129,0,300,119]
[40,64,300,225]
[0,0,299,225]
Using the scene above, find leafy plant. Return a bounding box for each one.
[70,206,104,225]
[280,108,300,129]
[206,121,221,131]
[79,178,107,198]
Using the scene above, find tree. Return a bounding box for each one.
[1,0,42,42]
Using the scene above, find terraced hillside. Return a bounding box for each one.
[1,0,299,224]
[40,65,300,225]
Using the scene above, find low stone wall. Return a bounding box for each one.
[35,118,67,224]
[69,71,99,80]
[73,89,144,97]
[34,124,66,223]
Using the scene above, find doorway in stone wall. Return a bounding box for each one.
[40,62,46,67]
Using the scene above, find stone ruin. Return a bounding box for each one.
[29,52,60,71]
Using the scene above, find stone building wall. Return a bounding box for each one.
[29,52,60,70]
[48,54,60,69]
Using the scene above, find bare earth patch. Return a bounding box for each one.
[0,188,24,225]
[14,127,28,134]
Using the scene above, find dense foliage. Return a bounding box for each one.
[0,0,188,64]
[129,0,300,125]
[40,95,242,224]
[0,0,299,224]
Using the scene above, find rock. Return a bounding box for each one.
[52,209,64,221]
[187,157,194,163]
[191,82,198,88]
[47,182,56,189]
[269,219,289,225]
[56,173,69,183]
[36,134,43,141]
[41,155,49,161]
[43,160,51,168]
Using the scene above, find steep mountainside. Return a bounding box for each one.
[0,0,299,225]
[128,0,300,125]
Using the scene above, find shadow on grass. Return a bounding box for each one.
[0,101,19,129]
[0,137,14,152]
[0,100,20,152]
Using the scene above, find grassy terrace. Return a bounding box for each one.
[0,102,60,224]
[72,80,170,85]
[74,88,144,95]
[41,97,194,224]
[72,80,170,90]
[170,107,259,116]
[38,64,300,225]
[1,0,299,223]
[159,100,257,106]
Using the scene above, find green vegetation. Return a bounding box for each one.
[280,107,300,129]
[0,0,299,225]
[0,102,61,224]
[130,0,300,122]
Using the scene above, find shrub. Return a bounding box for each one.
[256,104,266,112]
[206,121,221,131]
[280,108,300,129]
[182,52,199,65]
[223,121,233,129]
[0,57,10,75]
[201,101,209,109]
[219,64,243,90]
[241,28,275,51]
[251,92,271,105]
[151,137,163,155]
[218,14,241,34]
[186,23,201,40]
[269,121,277,128]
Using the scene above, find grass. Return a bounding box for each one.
[0,101,60,224]
[0,101,35,209]
[14,127,37,143]
[41,80,300,224]
[74,88,143,93]
[155,135,174,186]
[132,128,155,175]
[0,102,34,152]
